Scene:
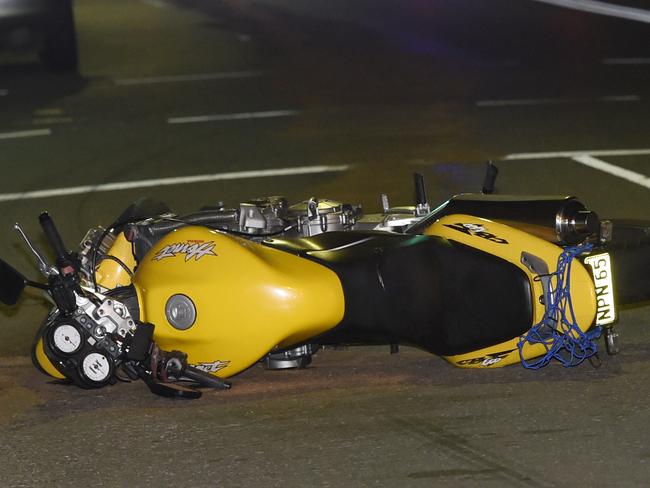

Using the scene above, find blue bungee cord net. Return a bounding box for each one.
[518,243,602,369]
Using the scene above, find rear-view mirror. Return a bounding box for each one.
[0,259,27,306]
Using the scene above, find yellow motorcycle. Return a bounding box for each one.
[0,170,637,398]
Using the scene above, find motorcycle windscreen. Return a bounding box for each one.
[0,259,26,305]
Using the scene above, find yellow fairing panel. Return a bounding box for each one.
[95,233,137,289]
[133,227,345,378]
[424,214,597,368]
[33,338,65,379]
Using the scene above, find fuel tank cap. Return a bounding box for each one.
[165,294,197,330]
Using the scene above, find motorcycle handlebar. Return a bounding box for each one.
[38,212,70,267]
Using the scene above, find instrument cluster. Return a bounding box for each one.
[42,295,137,389]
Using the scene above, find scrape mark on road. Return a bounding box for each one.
[389,416,551,487]
[408,468,503,479]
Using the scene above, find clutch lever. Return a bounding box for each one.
[136,345,231,399]
[183,365,231,390]
[162,350,231,390]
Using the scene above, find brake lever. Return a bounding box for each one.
[14,223,57,277]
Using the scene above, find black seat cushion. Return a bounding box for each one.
[264,232,533,356]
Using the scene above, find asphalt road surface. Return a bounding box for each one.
[1,1,649,486]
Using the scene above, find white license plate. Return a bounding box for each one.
[584,253,617,326]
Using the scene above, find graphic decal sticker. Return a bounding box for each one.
[444,223,509,244]
[193,360,231,373]
[153,240,217,262]
[457,349,515,367]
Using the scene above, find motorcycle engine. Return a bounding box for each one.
[286,198,361,236]
[196,196,362,236]
[77,194,421,268]
[122,196,371,262]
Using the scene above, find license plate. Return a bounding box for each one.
[584,253,617,326]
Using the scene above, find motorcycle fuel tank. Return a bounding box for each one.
[132,226,345,377]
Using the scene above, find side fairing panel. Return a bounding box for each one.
[425,215,597,368]
[133,227,345,377]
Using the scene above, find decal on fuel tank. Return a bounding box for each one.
[457,349,515,366]
[444,223,509,244]
[153,240,217,262]
[193,359,230,373]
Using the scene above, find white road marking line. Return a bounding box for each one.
[0,165,350,203]
[599,95,641,102]
[505,148,650,160]
[572,154,650,189]
[115,70,265,86]
[140,0,167,8]
[530,0,650,23]
[34,108,64,116]
[168,110,299,125]
[0,128,52,141]
[603,57,650,65]
[478,59,521,68]
[32,117,73,125]
[477,98,572,107]
[478,95,641,107]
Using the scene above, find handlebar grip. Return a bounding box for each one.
[414,173,428,206]
[38,212,68,263]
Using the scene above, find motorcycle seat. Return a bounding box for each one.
[264,232,533,356]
